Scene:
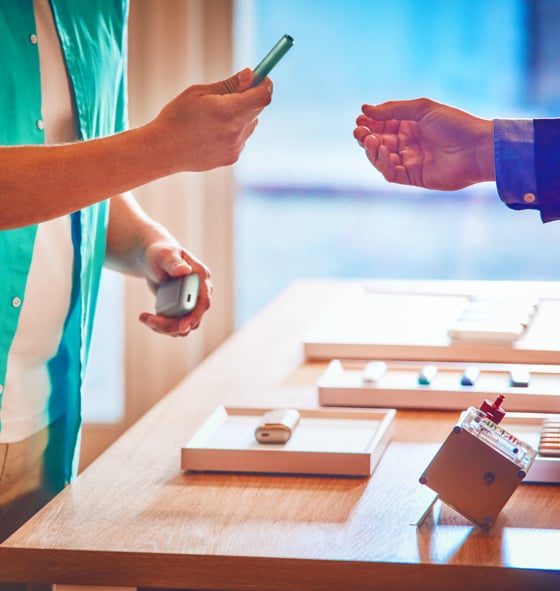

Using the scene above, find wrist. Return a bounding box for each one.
[473,118,495,183]
[135,120,182,177]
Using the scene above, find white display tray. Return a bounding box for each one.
[501,412,560,484]
[318,359,560,413]
[303,282,560,364]
[181,406,395,477]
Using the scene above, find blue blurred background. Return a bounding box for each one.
[233,0,560,326]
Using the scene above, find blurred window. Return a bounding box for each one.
[233,0,560,326]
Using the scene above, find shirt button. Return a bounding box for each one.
[29,33,38,44]
[11,296,22,308]
[36,119,44,131]
[523,192,536,204]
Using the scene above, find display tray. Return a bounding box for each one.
[318,359,560,413]
[303,281,560,364]
[501,413,560,484]
[181,406,395,477]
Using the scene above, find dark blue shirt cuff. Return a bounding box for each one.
[493,119,539,213]
[534,118,560,222]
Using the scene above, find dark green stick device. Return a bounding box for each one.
[251,34,294,87]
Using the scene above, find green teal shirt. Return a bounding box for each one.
[0,0,129,486]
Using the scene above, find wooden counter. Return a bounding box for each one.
[1,280,559,591]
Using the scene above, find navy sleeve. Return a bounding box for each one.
[493,119,538,212]
[534,118,560,222]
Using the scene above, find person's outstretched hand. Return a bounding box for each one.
[354,98,495,191]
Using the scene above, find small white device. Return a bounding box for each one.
[155,274,200,318]
[254,409,301,444]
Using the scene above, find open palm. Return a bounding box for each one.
[354,98,494,191]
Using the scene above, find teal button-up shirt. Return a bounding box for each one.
[0,0,129,486]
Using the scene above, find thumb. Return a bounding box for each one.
[164,256,192,278]
[205,68,254,95]
[155,251,192,282]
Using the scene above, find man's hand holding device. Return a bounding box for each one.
[147,35,294,332]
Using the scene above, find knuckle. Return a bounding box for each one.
[416,97,433,109]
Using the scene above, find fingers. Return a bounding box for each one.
[141,240,213,337]
[355,115,404,141]
[355,116,385,137]
[209,68,253,95]
[139,311,202,338]
[361,134,411,186]
[353,125,370,147]
[361,132,380,161]
[355,105,418,187]
[154,68,272,173]
[158,253,192,278]
[361,98,436,122]
[364,135,392,177]
[199,68,273,111]
[140,269,213,337]
[354,122,391,146]
[145,244,193,291]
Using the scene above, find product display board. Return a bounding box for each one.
[304,281,560,364]
[181,406,395,477]
[316,360,560,484]
[318,359,560,413]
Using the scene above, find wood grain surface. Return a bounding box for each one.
[1,280,559,591]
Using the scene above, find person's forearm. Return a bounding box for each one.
[104,192,175,277]
[0,123,174,230]
[0,69,271,230]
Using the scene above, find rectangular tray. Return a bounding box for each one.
[318,359,560,413]
[303,282,560,364]
[501,413,560,484]
[181,406,395,477]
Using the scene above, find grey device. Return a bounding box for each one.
[155,274,200,318]
[251,34,294,87]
